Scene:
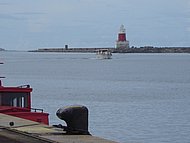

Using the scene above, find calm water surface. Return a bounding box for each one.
[1,51,190,143]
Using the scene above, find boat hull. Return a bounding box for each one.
[96,54,112,59]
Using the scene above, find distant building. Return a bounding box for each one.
[116,25,129,49]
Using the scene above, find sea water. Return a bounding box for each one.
[1,51,190,143]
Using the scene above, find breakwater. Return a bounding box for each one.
[29,47,190,53]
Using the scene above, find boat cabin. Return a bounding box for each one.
[0,83,31,108]
[0,80,49,125]
[96,49,112,59]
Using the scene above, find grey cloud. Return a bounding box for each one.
[0,2,10,5]
[0,12,46,21]
[15,12,46,15]
[0,13,25,20]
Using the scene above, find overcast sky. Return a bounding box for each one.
[0,0,190,50]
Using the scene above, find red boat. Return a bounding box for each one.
[0,79,49,125]
[0,80,49,125]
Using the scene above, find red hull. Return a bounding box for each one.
[0,106,49,125]
[7,112,49,125]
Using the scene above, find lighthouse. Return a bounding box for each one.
[116,25,129,49]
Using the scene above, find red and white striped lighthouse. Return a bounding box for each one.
[116,25,129,48]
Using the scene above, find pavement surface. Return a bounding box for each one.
[0,113,118,143]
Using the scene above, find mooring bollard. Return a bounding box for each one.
[56,105,90,135]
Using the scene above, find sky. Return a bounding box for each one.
[0,0,190,50]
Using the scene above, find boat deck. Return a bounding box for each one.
[0,113,117,143]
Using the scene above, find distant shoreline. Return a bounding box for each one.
[28,47,190,53]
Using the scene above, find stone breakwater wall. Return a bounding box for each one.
[33,48,104,53]
[115,47,190,53]
[29,47,190,53]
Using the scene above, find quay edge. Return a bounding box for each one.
[0,113,118,143]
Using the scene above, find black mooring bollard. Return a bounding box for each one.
[56,105,90,135]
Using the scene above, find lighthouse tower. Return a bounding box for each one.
[116,25,129,49]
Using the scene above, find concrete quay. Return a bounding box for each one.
[0,113,118,143]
